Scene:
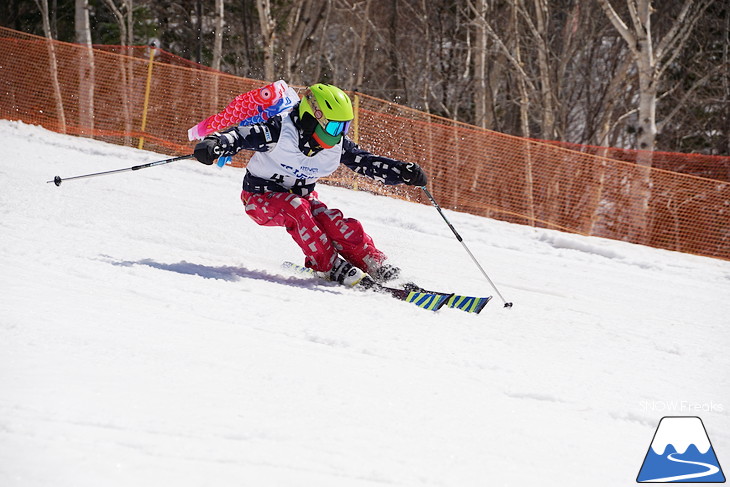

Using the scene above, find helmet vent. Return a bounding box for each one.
[325,100,333,109]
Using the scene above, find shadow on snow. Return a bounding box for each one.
[105,257,342,295]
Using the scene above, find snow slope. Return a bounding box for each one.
[1,120,728,486]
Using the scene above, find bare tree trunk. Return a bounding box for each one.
[598,0,712,243]
[354,0,372,90]
[530,0,555,139]
[511,2,535,226]
[469,0,535,224]
[212,0,224,106]
[35,0,66,134]
[595,56,633,147]
[124,0,134,90]
[469,0,537,125]
[212,0,224,72]
[725,8,730,156]
[125,0,134,137]
[75,0,95,137]
[554,0,580,141]
[587,54,633,236]
[125,0,133,45]
[600,0,655,241]
[281,0,328,85]
[256,0,276,81]
[101,0,132,145]
[420,0,432,114]
[472,0,487,129]
[469,0,491,195]
[311,1,331,83]
[195,0,203,64]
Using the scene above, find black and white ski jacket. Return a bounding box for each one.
[213,110,409,196]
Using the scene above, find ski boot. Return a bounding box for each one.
[370,263,401,283]
[317,257,374,288]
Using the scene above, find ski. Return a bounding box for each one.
[402,283,492,314]
[282,261,452,312]
[282,262,491,314]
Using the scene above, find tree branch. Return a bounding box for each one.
[596,0,638,58]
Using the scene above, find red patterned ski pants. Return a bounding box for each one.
[241,190,386,273]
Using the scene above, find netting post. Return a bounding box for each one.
[138,45,156,150]
[352,89,360,191]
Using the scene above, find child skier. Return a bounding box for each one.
[193,83,427,287]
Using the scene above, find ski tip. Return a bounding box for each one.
[473,296,493,314]
[444,294,492,314]
[282,261,313,276]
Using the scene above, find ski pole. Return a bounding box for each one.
[47,154,195,186]
[421,186,513,308]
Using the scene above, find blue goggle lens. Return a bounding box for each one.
[324,120,351,137]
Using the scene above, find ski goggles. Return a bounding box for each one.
[304,91,352,137]
[323,120,351,137]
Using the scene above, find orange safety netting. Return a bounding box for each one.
[1,27,728,260]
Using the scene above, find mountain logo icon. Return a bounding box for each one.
[637,416,725,483]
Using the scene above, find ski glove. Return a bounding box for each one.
[401,162,427,186]
[194,137,222,165]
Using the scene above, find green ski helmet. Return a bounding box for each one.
[299,83,354,148]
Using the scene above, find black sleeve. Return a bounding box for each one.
[213,116,283,156]
[339,137,407,185]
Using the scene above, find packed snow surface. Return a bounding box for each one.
[1,120,728,486]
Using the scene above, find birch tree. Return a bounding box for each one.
[520,0,556,139]
[597,0,713,242]
[101,0,133,144]
[472,0,488,129]
[255,0,276,81]
[598,0,712,153]
[211,0,224,107]
[279,0,329,84]
[212,0,224,72]
[75,0,95,137]
[34,0,66,134]
[470,0,536,223]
